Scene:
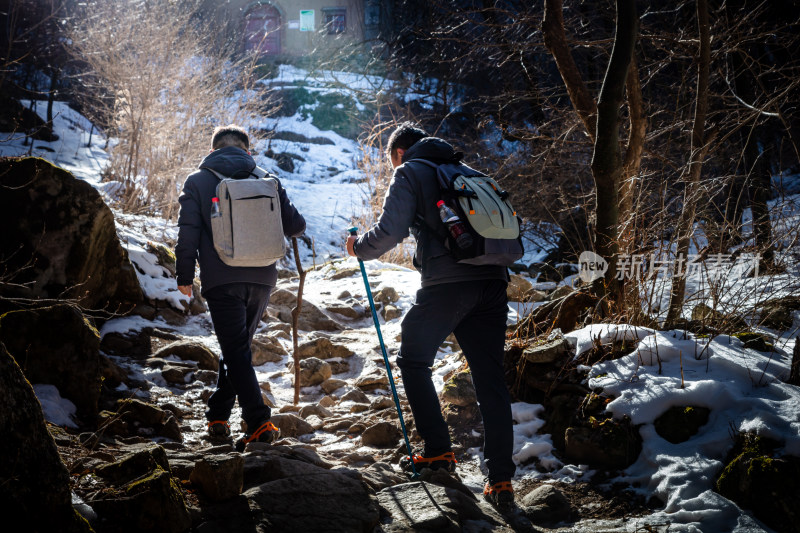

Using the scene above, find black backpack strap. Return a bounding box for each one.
[205,168,227,181]
[404,159,449,244]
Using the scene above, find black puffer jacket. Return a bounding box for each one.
[353,137,507,287]
[175,146,306,294]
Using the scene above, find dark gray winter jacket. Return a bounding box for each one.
[353,137,508,287]
[175,146,306,294]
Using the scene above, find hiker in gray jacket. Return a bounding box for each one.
[346,122,516,507]
[175,124,305,448]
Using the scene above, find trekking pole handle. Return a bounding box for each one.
[347,226,358,236]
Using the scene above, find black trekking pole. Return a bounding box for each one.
[348,227,419,478]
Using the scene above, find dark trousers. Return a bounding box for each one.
[397,278,515,484]
[203,282,271,430]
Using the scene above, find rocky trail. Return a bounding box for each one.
[45,253,660,533]
[5,151,798,532]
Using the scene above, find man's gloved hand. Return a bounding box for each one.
[346,235,358,257]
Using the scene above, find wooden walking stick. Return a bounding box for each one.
[290,237,306,405]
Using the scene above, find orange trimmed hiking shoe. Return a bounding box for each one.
[400,451,457,474]
[484,480,514,508]
[206,420,232,444]
[235,419,281,451]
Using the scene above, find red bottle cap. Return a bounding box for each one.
[436,200,445,207]
[212,197,219,202]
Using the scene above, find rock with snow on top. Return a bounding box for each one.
[161,364,193,385]
[382,304,402,321]
[329,359,351,374]
[289,357,332,387]
[268,289,344,331]
[0,304,102,419]
[153,340,218,371]
[373,286,399,305]
[356,372,390,392]
[522,335,570,364]
[328,266,361,280]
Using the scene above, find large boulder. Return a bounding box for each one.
[0,304,101,418]
[0,342,91,532]
[190,454,244,502]
[564,415,641,470]
[377,481,511,532]
[199,455,379,532]
[92,465,191,533]
[0,157,142,311]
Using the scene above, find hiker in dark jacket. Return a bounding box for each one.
[175,124,305,448]
[346,122,516,507]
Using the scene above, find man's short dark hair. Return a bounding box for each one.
[386,122,427,156]
[212,124,249,151]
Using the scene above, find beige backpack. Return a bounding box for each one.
[207,166,286,267]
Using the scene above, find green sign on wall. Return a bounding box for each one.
[299,10,314,31]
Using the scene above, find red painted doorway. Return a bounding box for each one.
[244,4,281,55]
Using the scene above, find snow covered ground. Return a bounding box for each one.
[3,65,799,532]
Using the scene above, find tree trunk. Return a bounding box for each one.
[620,56,646,229]
[664,0,711,327]
[46,69,58,129]
[590,0,638,300]
[790,337,800,386]
[747,129,775,270]
[542,0,597,142]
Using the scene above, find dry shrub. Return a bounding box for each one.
[68,0,274,219]
[353,122,415,268]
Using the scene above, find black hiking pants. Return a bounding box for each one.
[397,278,515,484]
[204,282,271,430]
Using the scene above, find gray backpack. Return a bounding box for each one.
[206,166,286,267]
